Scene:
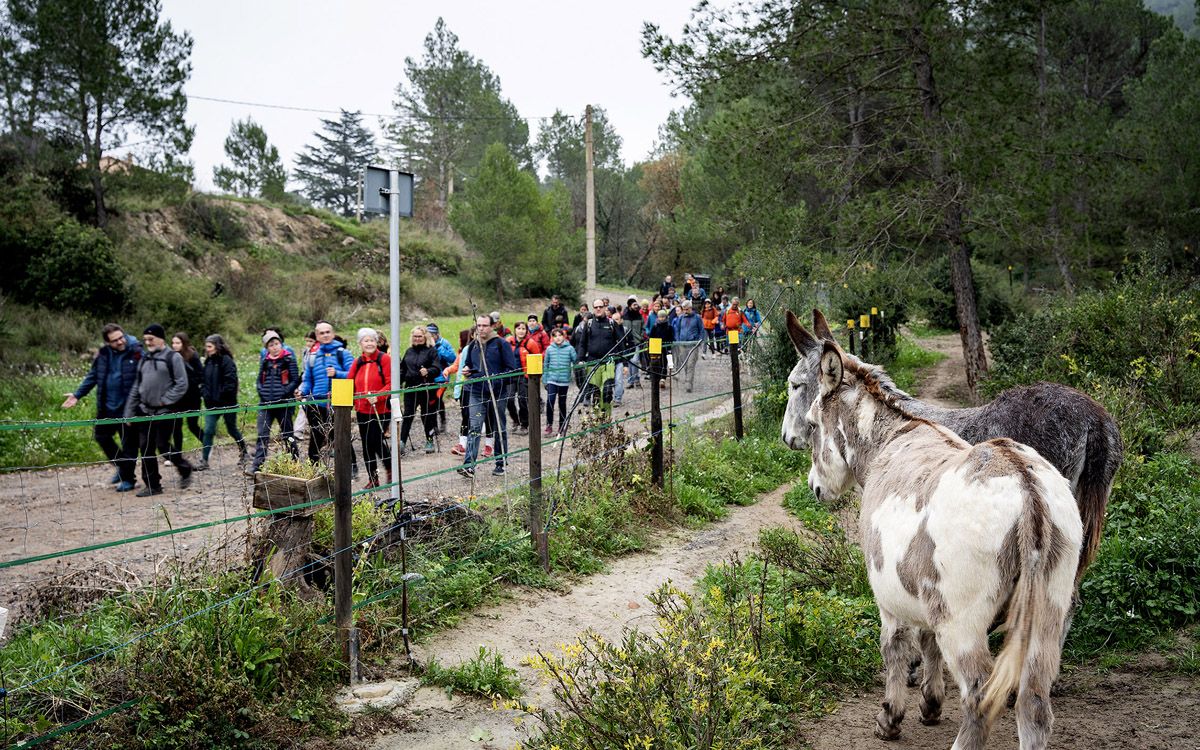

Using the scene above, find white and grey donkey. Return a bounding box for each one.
[805,339,1082,750]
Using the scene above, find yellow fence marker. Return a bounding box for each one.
[728,329,739,345]
[331,378,353,407]
[526,353,543,376]
[846,319,855,329]
[649,337,662,354]
[871,307,878,315]
[860,314,871,328]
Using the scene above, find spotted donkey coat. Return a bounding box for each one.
[805,340,1082,750]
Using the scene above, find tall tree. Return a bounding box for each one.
[294,109,377,217]
[6,0,192,226]
[213,118,287,200]
[449,143,575,301]
[387,18,531,226]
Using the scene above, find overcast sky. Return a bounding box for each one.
[159,0,698,192]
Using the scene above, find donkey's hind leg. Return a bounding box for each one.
[938,632,994,750]
[917,629,944,725]
[875,615,916,740]
[1016,604,1065,749]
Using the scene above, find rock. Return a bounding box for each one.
[336,678,420,715]
[342,236,356,246]
[229,258,243,272]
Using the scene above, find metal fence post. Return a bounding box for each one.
[331,379,359,684]
[649,337,663,487]
[526,354,549,571]
[728,330,744,440]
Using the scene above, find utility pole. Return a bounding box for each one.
[585,104,596,298]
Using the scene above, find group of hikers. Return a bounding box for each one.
[63,274,764,493]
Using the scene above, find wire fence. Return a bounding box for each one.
[0,324,786,748]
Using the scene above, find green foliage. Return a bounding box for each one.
[910,256,1017,332]
[213,118,288,201]
[673,426,809,514]
[179,195,247,248]
[1069,452,1200,655]
[422,646,522,699]
[259,453,329,480]
[293,109,377,217]
[985,264,1200,455]
[450,143,579,302]
[21,220,129,314]
[313,499,380,552]
[130,266,228,340]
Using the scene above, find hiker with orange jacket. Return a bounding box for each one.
[701,299,720,355]
[722,298,749,348]
[347,327,392,489]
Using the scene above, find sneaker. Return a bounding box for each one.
[450,443,466,456]
[194,459,209,471]
[178,470,193,490]
[613,400,622,406]
[115,480,137,492]
[492,465,506,476]
[457,466,475,479]
[424,439,435,454]
[135,486,163,497]
[483,446,494,458]
[110,470,120,484]
[543,425,553,436]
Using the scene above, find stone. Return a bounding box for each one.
[336,678,420,715]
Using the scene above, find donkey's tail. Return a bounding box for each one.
[979,486,1075,726]
[1076,412,1122,582]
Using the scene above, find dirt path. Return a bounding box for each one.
[1,349,747,621]
[368,483,805,750]
[904,328,973,409]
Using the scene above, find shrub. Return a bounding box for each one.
[180,195,247,248]
[1069,452,1200,655]
[132,270,228,339]
[422,646,522,699]
[910,256,1016,332]
[20,221,129,314]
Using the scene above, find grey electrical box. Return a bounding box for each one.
[362,166,414,216]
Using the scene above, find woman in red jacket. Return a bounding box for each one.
[512,321,543,435]
[347,327,391,489]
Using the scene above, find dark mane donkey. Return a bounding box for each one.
[781,308,1121,584]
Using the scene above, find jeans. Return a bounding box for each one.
[202,410,246,461]
[613,362,626,403]
[94,420,137,484]
[515,376,530,429]
[463,394,507,469]
[675,341,701,391]
[252,404,296,471]
[545,383,569,430]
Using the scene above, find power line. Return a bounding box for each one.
[186,94,569,124]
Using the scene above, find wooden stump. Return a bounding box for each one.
[251,473,331,600]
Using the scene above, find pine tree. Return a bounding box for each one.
[293,109,377,217]
[213,117,286,200]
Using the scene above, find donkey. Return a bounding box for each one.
[781,308,1120,588]
[806,340,1082,749]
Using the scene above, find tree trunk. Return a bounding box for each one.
[908,8,988,399]
[252,515,321,600]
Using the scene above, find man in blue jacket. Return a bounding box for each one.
[63,324,143,491]
[674,301,706,393]
[297,320,355,463]
[457,315,519,478]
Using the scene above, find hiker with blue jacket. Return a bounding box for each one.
[457,315,520,478]
[250,330,299,474]
[62,323,143,492]
[124,324,195,496]
[297,320,355,464]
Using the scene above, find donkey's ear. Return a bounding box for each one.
[818,340,843,395]
[785,310,820,355]
[812,308,835,342]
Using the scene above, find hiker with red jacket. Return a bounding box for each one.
[347,327,392,489]
[250,330,299,474]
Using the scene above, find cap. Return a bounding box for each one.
[262,329,281,346]
[143,323,166,340]
[425,323,440,334]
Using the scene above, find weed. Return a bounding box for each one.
[422,646,521,699]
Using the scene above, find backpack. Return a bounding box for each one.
[355,355,385,384]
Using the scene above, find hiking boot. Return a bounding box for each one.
[514,426,528,436]
[492,465,506,476]
[457,466,475,479]
[135,486,163,497]
[194,459,209,471]
[178,469,193,490]
[450,443,466,456]
[424,439,435,454]
[115,480,137,492]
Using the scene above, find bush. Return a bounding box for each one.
[1069,452,1200,655]
[132,270,228,339]
[21,221,129,314]
[179,195,247,248]
[422,646,522,699]
[910,256,1016,332]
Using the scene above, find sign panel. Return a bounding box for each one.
[649,337,662,355]
[526,353,543,376]
[728,329,739,345]
[331,378,354,407]
[362,166,414,217]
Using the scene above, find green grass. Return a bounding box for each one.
[888,334,947,392]
[422,646,522,699]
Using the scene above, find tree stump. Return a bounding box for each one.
[251,473,332,600]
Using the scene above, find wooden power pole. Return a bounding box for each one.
[585,104,596,298]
